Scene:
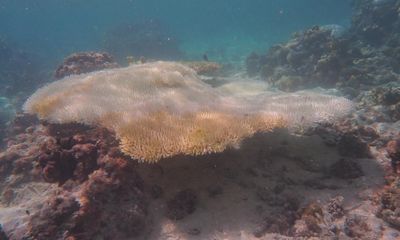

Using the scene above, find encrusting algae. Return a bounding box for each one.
[23,61,352,162]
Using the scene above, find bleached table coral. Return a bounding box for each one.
[24,61,353,162]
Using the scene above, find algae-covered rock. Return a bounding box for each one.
[54,52,119,79]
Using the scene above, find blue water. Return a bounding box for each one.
[0,0,352,66]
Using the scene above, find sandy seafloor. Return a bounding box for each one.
[1,125,397,239]
[136,131,392,240]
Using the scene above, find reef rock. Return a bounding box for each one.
[352,0,400,46]
[378,176,400,230]
[54,52,119,79]
[0,117,147,240]
[247,26,351,91]
[387,139,400,172]
[247,0,400,92]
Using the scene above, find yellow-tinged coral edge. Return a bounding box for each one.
[116,111,287,163]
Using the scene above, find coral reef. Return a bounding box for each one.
[0,112,392,239]
[246,26,351,91]
[29,156,147,240]
[37,124,99,184]
[327,196,345,219]
[378,176,400,230]
[54,52,119,79]
[4,1,400,238]
[0,117,147,240]
[310,84,400,172]
[387,138,400,172]
[247,0,400,92]
[343,215,373,239]
[351,0,400,46]
[23,61,352,162]
[0,122,58,239]
[246,48,400,240]
[103,20,183,62]
[244,7,400,237]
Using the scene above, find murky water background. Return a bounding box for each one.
[0,0,352,67]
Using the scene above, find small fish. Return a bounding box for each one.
[202,54,209,62]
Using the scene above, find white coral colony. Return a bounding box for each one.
[24,62,353,162]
